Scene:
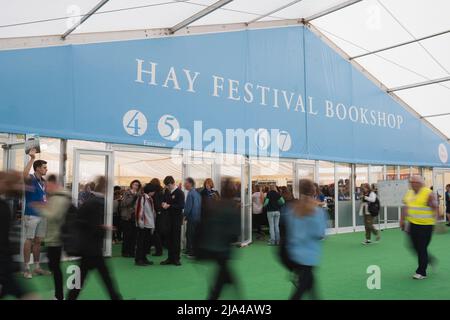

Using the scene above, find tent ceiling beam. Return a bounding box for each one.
[61,0,110,40]
[247,0,304,24]
[304,0,363,22]
[350,29,450,60]
[421,112,450,119]
[387,76,450,92]
[0,19,306,51]
[169,0,234,34]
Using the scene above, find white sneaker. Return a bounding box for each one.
[23,270,33,279]
[412,273,427,280]
[362,240,372,245]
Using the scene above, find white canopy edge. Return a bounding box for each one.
[0,17,448,143]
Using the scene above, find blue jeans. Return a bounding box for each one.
[267,211,280,244]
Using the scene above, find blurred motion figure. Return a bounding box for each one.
[284,179,327,300]
[196,177,241,300]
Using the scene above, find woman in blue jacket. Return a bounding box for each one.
[285,179,327,300]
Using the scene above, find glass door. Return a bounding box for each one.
[433,170,446,221]
[295,163,315,199]
[72,149,114,256]
[242,157,251,245]
[3,142,26,261]
[220,154,251,246]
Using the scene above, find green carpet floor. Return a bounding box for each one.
[18,228,450,300]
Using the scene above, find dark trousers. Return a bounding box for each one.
[136,228,152,262]
[113,216,122,242]
[121,219,137,256]
[409,223,434,276]
[47,246,63,300]
[208,258,238,300]
[167,213,183,263]
[186,220,198,255]
[156,213,169,249]
[252,214,264,234]
[67,256,121,300]
[291,264,317,300]
[152,230,163,255]
[364,215,379,240]
[0,258,25,299]
[152,214,163,255]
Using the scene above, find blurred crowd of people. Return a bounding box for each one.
[1,149,449,300]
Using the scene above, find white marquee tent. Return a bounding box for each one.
[1,0,449,139]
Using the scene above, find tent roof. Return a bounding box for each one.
[1,0,449,140]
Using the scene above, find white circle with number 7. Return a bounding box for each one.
[277,130,292,152]
[158,114,180,141]
[123,110,147,136]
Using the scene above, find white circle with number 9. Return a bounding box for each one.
[158,114,180,141]
[255,128,270,150]
[123,110,147,137]
[277,130,292,152]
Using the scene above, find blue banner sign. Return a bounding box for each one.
[0,26,448,166]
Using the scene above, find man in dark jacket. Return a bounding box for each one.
[160,176,185,266]
[67,176,122,300]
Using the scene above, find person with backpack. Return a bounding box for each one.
[34,174,71,300]
[359,183,380,245]
[263,185,285,245]
[284,179,327,300]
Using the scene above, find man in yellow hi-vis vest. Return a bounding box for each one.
[401,175,441,280]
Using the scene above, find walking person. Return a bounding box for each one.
[263,185,285,245]
[150,178,164,256]
[67,176,122,300]
[120,180,141,258]
[285,179,327,300]
[160,176,185,266]
[134,184,157,266]
[22,148,51,279]
[183,177,201,258]
[35,174,71,300]
[196,178,241,300]
[359,184,381,245]
[401,175,441,280]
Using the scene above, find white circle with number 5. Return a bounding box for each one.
[158,114,180,141]
[123,110,147,136]
[277,130,292,152]
[255,128,270,150]
[438,143,448,164]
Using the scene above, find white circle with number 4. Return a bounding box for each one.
[158,114,180,141]
[123,110,147,136]
[255,128,270,150]
[438,143,448,164]
[277,130,292,152]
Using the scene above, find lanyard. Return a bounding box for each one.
[34,173,47,202]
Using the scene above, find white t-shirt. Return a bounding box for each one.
[252,192,263,214]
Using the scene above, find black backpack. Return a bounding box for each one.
[368,197,381,217]
[60,200,82,257]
